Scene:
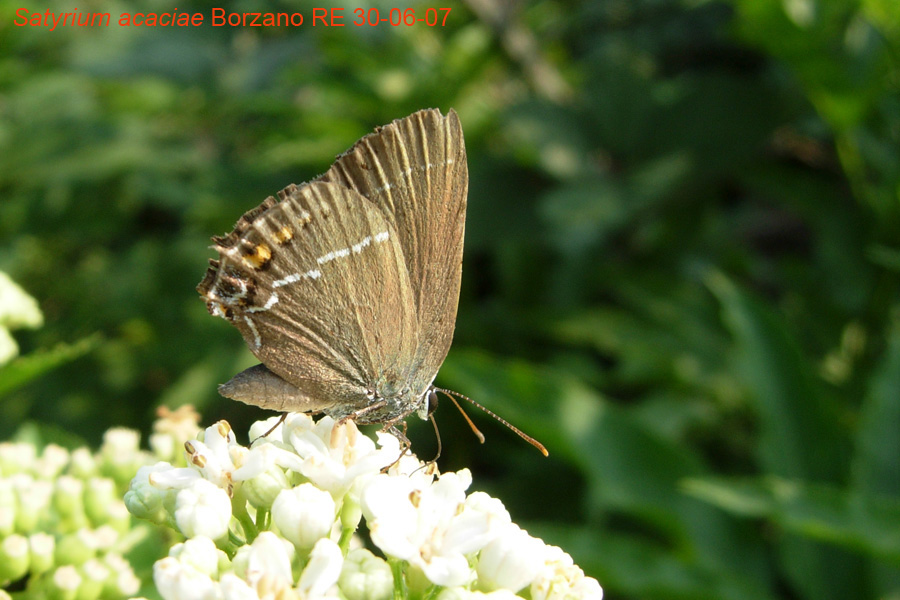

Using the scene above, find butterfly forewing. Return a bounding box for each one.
[199,181,419,413]
[318,109,467,392]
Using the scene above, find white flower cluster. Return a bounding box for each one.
[0,404,202,600]
[0,431,146,598]
[126,414,602,600]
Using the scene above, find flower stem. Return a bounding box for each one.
[389,558,408,600]
[337,526,355,555]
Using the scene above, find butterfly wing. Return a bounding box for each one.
[317,109,467,394]
[198,181,419,412]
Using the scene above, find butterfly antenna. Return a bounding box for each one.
[434,388,549,456]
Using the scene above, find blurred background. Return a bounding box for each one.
[2,0,899,598]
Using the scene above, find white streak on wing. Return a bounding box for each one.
[243,316,261,349]
[273,269,321,288]
[247,293,279,313]
[351,236,372,253]
[317,248,350,265]
[272,231,389,290]
[370,158,455,196]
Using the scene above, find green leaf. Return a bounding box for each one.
[684,476,900,565]
[706,272,847,481]
[0,334,101,399]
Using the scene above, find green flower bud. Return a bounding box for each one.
[124,465,171,526]
[69,449,98,480]
[99,429,143,487]
[37,445,71,480]
[55,529,97,566]
[0,442,36,476]
[339,548,392,600]
[46,565,82,600]
[0,480,16,536]
[14,477,52,533]
[84,478,117,526]
[53,476,88,529]
[0,533,30,583]
[101,553,140,598]
[29,532,56,575]
[76,559,108,600]
[243,466,291,510]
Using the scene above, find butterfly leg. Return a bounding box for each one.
[334,400,389,430]
[251,412,288,446]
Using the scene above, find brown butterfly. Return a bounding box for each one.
[198,109,546,455]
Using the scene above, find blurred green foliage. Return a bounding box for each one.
[1,0,898,597]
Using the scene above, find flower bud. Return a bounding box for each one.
[219,573,258,600]
[68,448,97,479]
[53,476,87,528]
[29,532,56,575]
[44,566,81,600]
[83,478,117,526]
[153,556,217,600]
[174,479,232,540]
[36,445,70,479]
[338,548,392,600]
[102,553,141,598]
[0,442,35,476]
[76,559,109,600]
[0,534,30,583]
[297,538,342,599]
[99,428,143,485]
[124,464,173,525]
[242,465,291,510]
[531,546,603,600]
[476,525,545,592]
[55,529,97,566]
[169,537,224,578]
[14,476,52,532]
[0,479,16,536]
[271,484,335,550]
[232,531,294,589]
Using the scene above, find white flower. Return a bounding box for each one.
[531,546,603,600]
[220,573,260,600]
[297,538,343,599]
[154,556,219,600]
[281,415,399,497]
[169,537,226,578]
[174,478,232,540]
[476,525,545,592]
[233,532,295,595]
[361,468,501,587]
[271,483,336,550]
